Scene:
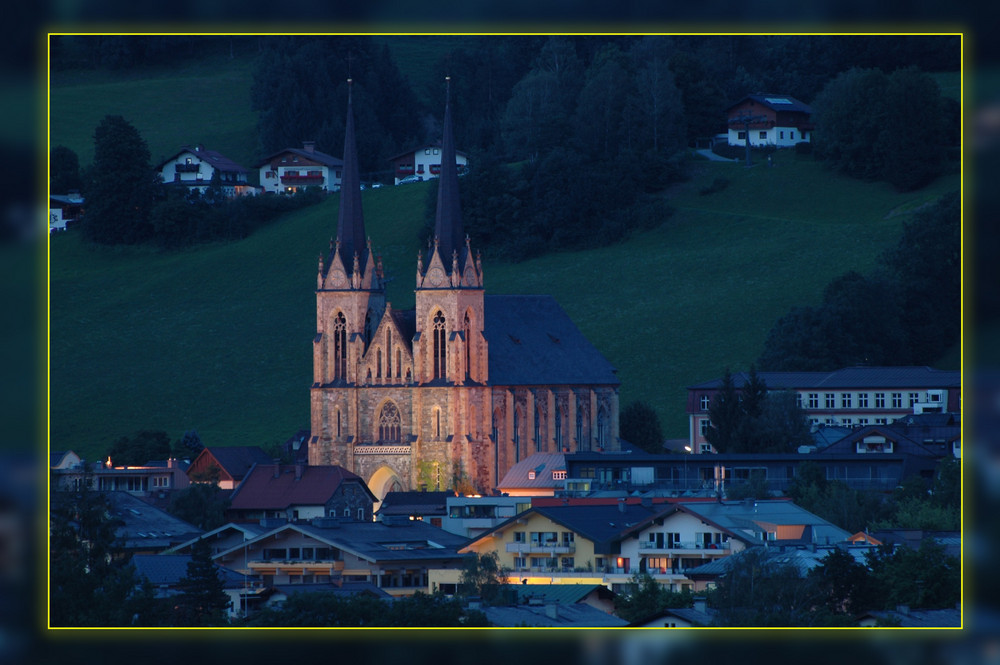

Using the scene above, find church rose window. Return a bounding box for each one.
[379,401,401,443]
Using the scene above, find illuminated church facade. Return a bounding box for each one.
[308,81,621,499]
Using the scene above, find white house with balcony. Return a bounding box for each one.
[388,142,468,185]
[157,145,256,198]
[254,141,345,195]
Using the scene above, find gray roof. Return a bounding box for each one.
[515,584,611,606]
[727,94,813,114]
[679,500,851,546]
[253,146,344,169]
[498,453,566,490]
[483,603,627,627]
[689,366,959,391]
[860,608,961,628]
[270,582,392,600]
[132,554,248,589]
[104,492,203,550]
[484,295,619,386]
[198,446,274,479]
[158,145,248,173]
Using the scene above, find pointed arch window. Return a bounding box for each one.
[376,348,382,378]
[597,407,607,450]
[433,311,447,380]
[333,312,347,380]
[513,408,521,463]
[395,349,402,379]
[576,406,584,451]
[336,407,342,439]
[385,329,392,379]
[464,312,472,380]
[554,401,563,451]
[534,406,541,453]
[378,401,401,444]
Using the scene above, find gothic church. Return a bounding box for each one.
[308,81,621,499]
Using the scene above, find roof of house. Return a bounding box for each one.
[685,544,873,580]
[193,446,274,480]
[515,584,613,606]
[253,146,344,169]
[50,451,79,468]
[158,145,249,173]
[104,491,203,550]
[377,491,452,516]
[131,554,248,589]
[217,520,469,565]
[387,141,469,162]
[688,366,960,391]
[677,499,852,546]
[726,94,813,114]
[484,295,619,386]
[497,453,567,490]
[483,603,627,627]
[229,464,375,511]
[630,606,716,627]
[859,608,961,628]
[269,582,393,600]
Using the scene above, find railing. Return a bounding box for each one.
[638,540,730,552]
[355,445,411,455]
[175,163,200,173]
[506,542,575,554]
[281,174,324,183]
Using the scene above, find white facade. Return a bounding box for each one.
[160,148,256,198]
[619,510,744,592]
[441,495,528,538]
[727,126,809,148]
[259,158,341,195]
[393,146,468,185]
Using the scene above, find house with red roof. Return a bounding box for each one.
[227,464,378,523]
[726,94,813,148]
[187,446,275,490]
[254,141,344,195]
[157,144,257,198]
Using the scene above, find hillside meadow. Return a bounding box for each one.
[49,145,960,462]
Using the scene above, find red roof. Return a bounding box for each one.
[229,464,372,510]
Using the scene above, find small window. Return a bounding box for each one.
[759,131,767,139]
[552,470,566,480]
[700,395,710,410]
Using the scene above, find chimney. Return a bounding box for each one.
[303,140,315,153]
[693,596,707,614]
[295,464,303,481]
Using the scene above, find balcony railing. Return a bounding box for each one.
[175,163,200,173]
[638,540,730,552]
[506,542,575,554]
[281,174,324,184]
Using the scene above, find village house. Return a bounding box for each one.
[49,191,84,232]
[254,141,344,195]
[687,366,961,454]
[157,144,256,198]
[726,94,813,148]
[496,453,567,497]
[51,452,190,497]
[388,142,468,185]
[186,446,274,489]
[226,463,378,524]
[131,553,252,620]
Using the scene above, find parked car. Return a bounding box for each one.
[371,181,384,188]
[398,175,422,185]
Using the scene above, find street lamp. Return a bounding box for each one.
[683,446,692,491]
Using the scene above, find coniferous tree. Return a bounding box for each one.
[173,537,230,626]
[50,145,82,193]
[706,369,742,453]
[81,114,160,245]
[620,400,664,453]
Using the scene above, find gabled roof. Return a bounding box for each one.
[678,500,851,546]
[377,490,452,516]
[688,366,960,391]
[821,422,957,458]
[484,603,628,627]
[253,146,344,169]
[858,608,960,628]
[157,145,248,173]
[229,464,375,511]
[484,295,618,386]
[726,94,813,114]
[386,141,469,162]
[515,583,613,606]
[498,453,566,490]
[169,522,269,554]
[132,554,248,589]
[192,446,274,480]
[104,491,203,550]
[269,582,393,600]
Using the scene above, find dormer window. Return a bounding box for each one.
[552,470,566,480]
[528,470,536,480]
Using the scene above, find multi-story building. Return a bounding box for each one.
[157,144,256,197]
[687,366,961,454]
[254,141,344,195]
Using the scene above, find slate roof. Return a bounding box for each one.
[678,500,851,546]
[726,94,813,114]
[497,453,566,490]
[103,492,203,551]
[132,554,248,588]
[515,583,611,606]
[229,464,375,511]
[685,544,873,580]
[688,366,960,391]
[252,146,344,169]
[484,295,619,386]
[377,491,452,516]
[859,608,961,628]
[158,145,248,173]
[269,582,393,600]
[196,446,274,480]
[484,603,627,627]
[231,520,469,565]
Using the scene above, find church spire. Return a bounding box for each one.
[432,76,466,274]
[335,78,367,276]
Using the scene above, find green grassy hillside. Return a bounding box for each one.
[49,148,959,462]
